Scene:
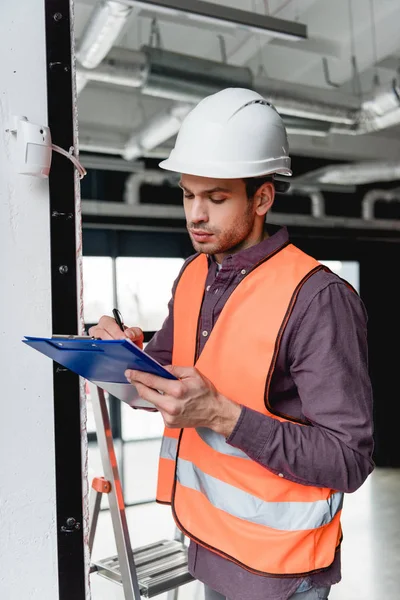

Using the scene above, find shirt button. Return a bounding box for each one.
[241,269,247,275]
[202,330,208,337]
[278,473,284,478]
[206,285,210,291]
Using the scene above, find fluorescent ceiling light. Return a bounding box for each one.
[126,0,307,41]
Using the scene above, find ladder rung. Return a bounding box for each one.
[92,539,194,597]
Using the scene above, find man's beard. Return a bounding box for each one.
[187,205,255,256]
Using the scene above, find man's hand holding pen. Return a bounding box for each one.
[88,313,144,349]
[89,311,241,434]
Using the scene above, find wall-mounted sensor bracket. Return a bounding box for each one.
[8,116,52,178]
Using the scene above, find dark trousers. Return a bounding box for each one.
[203,584,331,600]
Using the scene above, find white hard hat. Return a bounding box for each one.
[159,87,292,179]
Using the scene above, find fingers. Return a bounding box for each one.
[88,315,143,346]
[88,315,125,340]
[124,327,144,349]
[164,365,197,379]
[132,381,181,427]
[132,380,174,411]
[125,369,183,397]
[87,326,115,340]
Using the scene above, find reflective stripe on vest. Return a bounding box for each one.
[160,435,178,461]
[176,458,343,531]
[156,243,343,575]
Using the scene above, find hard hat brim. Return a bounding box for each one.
[159,156,292,179]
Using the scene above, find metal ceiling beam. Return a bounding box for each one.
[226,0,318,65]
[124,0,307,41]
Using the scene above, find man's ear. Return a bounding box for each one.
[255,182,275,216]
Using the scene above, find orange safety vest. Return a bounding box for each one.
[156,243,343,577]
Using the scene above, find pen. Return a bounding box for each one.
[112,308,125,332]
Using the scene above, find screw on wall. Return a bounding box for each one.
[59,265,69,274]
[53,12,63,22]
[61,517,81,533]
[49,61,63,70]
[52,211,73,220]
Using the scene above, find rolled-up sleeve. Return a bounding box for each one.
[227,281,375,493]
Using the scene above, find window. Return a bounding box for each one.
[320,260,360,293]
[82,256,114,325]
[82,254,183,507]
[116,257,184,331]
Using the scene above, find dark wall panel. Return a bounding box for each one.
[292,230,400,468]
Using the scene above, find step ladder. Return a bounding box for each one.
[87,383,194,599]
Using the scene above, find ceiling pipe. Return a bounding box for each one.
[76,45,400,135]
[123,102,192,160]
[76,0,135,94]
[75,46,400,167]
[76,45,358,127]
[309,191,325,217]
[293,162,400,187]
[77,48,147,89]
[362,188,400,220]
[124,169,179,204]
[258,91,356,126]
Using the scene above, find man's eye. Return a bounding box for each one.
[210,197,226,204]
[183,194,194,199]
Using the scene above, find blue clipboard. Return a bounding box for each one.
[22,335,177,383]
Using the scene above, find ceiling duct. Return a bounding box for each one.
[357,80,400,133]
[141,45,253,103]
[78,47,148,89]
[76,0,135,94]
[75,44,400,176]
[290,161,400,188]
[77,1,134,68]
[123,101,192,160]
[76,45,358,126]
[259,92,357,126]
[331,80,400,135]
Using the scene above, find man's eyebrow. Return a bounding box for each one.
[178,182,231,194]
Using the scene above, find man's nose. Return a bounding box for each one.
[190,198,209,224]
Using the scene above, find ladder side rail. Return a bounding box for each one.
[88,382,142,600]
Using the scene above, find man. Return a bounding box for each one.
[90,88,374,600]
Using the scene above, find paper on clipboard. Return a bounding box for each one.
[91,380,156,409]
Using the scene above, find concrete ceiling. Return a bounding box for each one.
[74,0,400,164]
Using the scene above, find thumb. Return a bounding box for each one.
[164,365,195,379]
[125,327,144,349]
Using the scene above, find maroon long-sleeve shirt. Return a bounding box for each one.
[145,226,374,600]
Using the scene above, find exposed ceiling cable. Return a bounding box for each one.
[148,17,163,48]
[348,0,362,99]
[252,0,267,77]
[369,0,380,88]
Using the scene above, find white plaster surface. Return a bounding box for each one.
[0,1,58,598]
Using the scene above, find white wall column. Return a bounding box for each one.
[0,1,87,598]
